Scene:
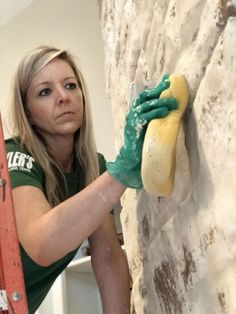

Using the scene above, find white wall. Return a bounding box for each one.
[0,0,115,160]
[0,0,35,27]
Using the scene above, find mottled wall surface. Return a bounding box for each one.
[99,1,236,313]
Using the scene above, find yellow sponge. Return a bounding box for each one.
[141,74,189,196]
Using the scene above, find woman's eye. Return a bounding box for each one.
[39,88,51,96]
[65,82,77,90]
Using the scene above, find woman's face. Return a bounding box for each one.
[26,58,84,142]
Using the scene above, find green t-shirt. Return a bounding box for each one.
[5,138,107,314]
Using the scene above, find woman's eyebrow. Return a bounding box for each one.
[64,76,77,80]
[35,76,77,87]
[35,81,50,87]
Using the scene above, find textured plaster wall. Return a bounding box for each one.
[99,1,236,313]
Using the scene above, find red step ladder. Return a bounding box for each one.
[0,114,28,313]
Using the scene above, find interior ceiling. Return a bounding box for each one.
[0,0,35,27]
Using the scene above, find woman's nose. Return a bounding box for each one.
[57,87,69,104]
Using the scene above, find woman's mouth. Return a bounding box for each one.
[56,111,74,119]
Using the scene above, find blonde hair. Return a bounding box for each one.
[10,46,99,206]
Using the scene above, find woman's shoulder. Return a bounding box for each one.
[5,137,27,153]
[97,152,106,163]
[97,152,107,174]
[5,137,19,146]
[5,137,44,190]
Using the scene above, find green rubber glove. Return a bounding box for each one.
[106,75,178,189]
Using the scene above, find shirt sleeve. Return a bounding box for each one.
[6,140,44,192]
[98,153,107,175]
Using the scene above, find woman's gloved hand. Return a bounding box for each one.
[106,75,178,189]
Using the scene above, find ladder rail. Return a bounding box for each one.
[0,114,28,313]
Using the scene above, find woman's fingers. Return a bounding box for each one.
[136,98,178,114]
[141,107,169,122]
[136,80,170,105]
[161,74,170,83]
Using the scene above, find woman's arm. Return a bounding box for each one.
[13,171,126,266]
[89,214,130,314]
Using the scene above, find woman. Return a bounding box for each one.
[6,46,178,313]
